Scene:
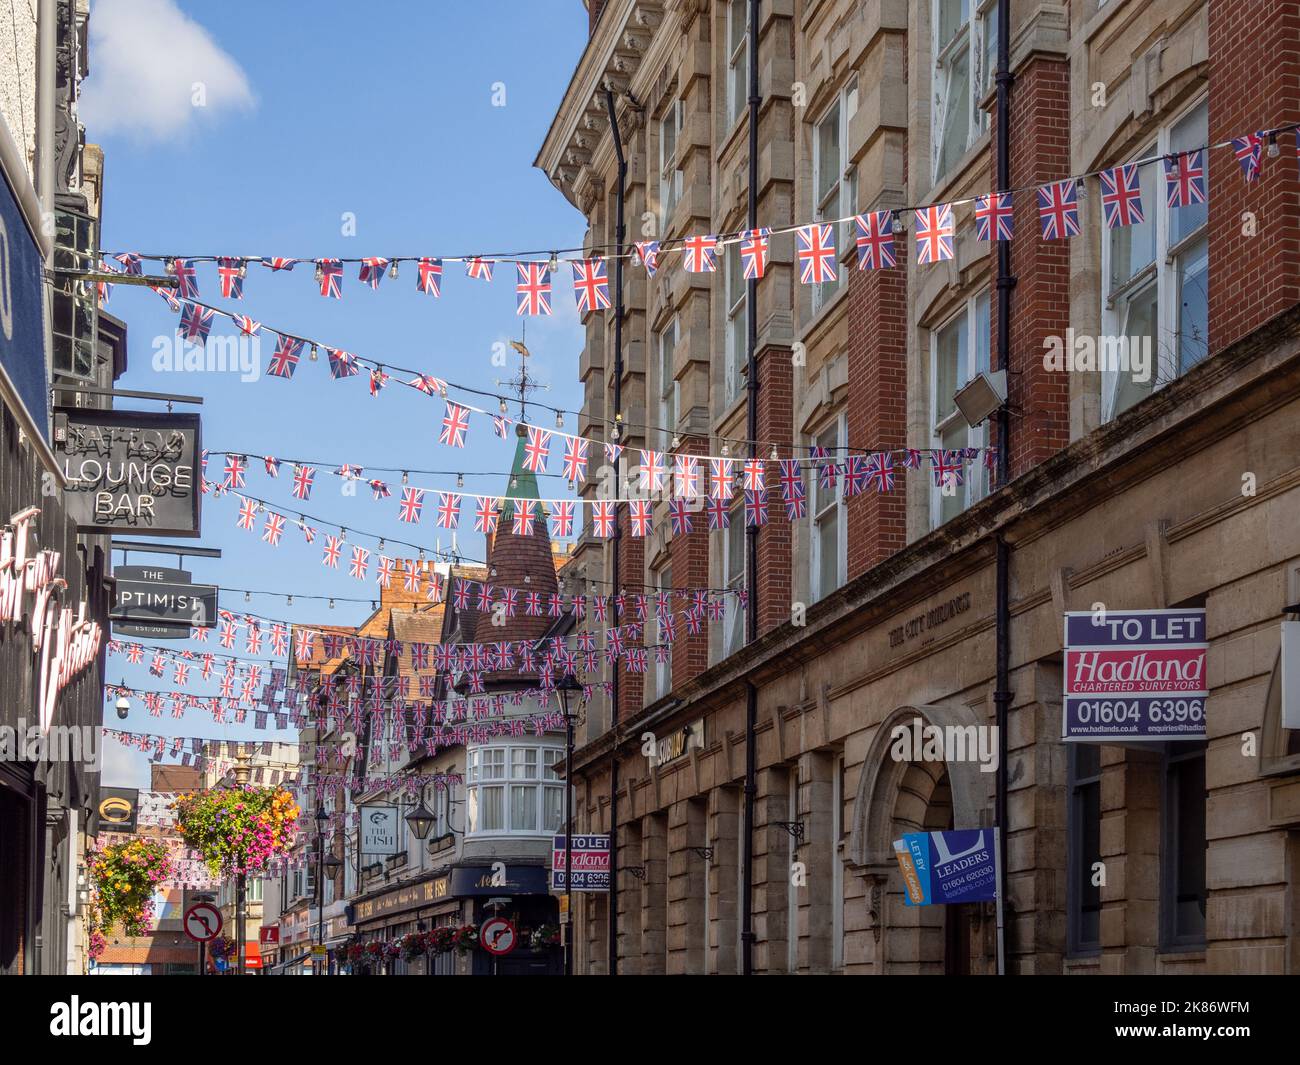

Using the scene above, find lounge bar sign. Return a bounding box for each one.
[54,408,201,536]
[1062,608,1208,742]
[111,565,216,638]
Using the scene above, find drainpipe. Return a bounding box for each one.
[740,0,761,978]
[604,87,626,977]
[993,0,1015,977]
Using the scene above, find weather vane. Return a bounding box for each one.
[494,321,550,423]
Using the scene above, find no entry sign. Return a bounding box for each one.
[184,902,223,943]
[479,916,517,956]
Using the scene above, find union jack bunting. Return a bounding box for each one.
[435,492,461,530]
[561,436,589,483]
[634,241,660,276]
[930,449,965,489]
[796,223,837,284]
[914,204,955,265]
[668,498,693,535]
[592,500,616,537]
[639,450,666,492]
[172,259,198,299]
[262,513,285,546]
[744,489,768,527]
[497,588,518,617]
[738,228,771,280]
[1232,133,1263,182]
[571,259,611,314]
[369,479,390,500]
[493,415,510,439]
[474,496,500,534]
[417,257,443,296]
[178,303,214,344]
[217,257,245,299]
[674,453,701,498]
[741,458,766,493]
[376,556,396,588]
[629,499,652,537]
[263,455,280,478]
[262,257,298,272]
[1099,164,1145,229]
[266,335,303,379]
[550,500,575,538]
[398,487,425,524]
[440,402,471,448]
[115,252,142,275]
[522,427,551,473]
[512,500,536,535]
[327,348,359,379]
[1164,150,1207,209]
[452,580,471,611]
[709,458,735,500]
[368,368,389,396]
[706,496,730,530]
[515,263,552,316]
[778,460,806,520]
[865,450,895,492]
[150,282,181,312]
[682,234,718,273]
[426,573,444,603]
[809,445,838,490]
[294,629,315,660]
[974,192,1014,242]
[854,210,896,270]
[523,591,542,616]
[358,257,389,289]
[466,257,494,280]
[317,258,343,298]
[843,456,870,497]
[234,314,260,337]
[474,583,494,613]
[321,535,342,568]
[403,562,422,593]
[291,465,314,500]
[348,547,369,580]
[236,498,258,530]
[593,596,608,622]
[1037,180,1081,240]
[410,374,446,397]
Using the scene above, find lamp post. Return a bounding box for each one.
[232,752,251,975]
[314,804,328,975]
[556,672,582,976]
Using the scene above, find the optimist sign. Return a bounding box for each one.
[1063,608,1208,742]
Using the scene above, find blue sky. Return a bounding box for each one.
[86,0,590,787]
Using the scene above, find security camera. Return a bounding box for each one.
[115,696,130,720]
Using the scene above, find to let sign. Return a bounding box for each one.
[1062,608,1208,742]
[54,408,202,536]
[551,834,611,892]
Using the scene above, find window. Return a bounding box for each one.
[724,250,748,406]
[53,208,99,380]
[656,319,680,450]
[652,564,672,700]
[810,418,847,601]
[932,0,996,183]
[1067,744,1103,955]
[466,743,564,836]
[726,0,748,128]
[811,77,859,313]
[787,768,799,972]
[1102,99,1209,421]
[1161,742,1207,950]
[723,500,746,657]
[930,290,992,528]
[658,101,683,233]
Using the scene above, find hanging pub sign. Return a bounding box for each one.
[53,408,202,536]
[893,828,998,906]
[96,787,140,833]
[359,804,399,857]
[550,834,610,892]
[110,565,217,638]
[1062,608,1208,742]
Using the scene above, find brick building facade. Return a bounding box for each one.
[535,0,1300,974]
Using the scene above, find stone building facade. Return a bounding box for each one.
[535,0,1300,974]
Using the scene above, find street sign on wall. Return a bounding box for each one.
[1062,608,1208,742]
[550,834,610,891]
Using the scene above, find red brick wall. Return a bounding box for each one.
[1208,0,1300,355]
[615,510,644,721]
[755,346,793,635]
[999,56,1071,476]
[846,247,909,579]
[670,438,709,689]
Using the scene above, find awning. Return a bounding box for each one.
[267,949,313,973]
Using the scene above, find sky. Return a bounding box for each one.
[84,0,591,787]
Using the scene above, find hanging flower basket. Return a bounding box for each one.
[426,926,455,955]
[451,923,479,954]
[172,785,300,878]
[87,838,173,938]
[529,923,561,949]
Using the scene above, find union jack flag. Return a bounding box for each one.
[1164,150,1207,209]
[236,497,257,530]
[571,258,611,314]
[322,535,342,568]
[417,257,443,296]
[739,228,771,280]
[327,348,359,379]
[493,415,510,439]
[172,259,198,299]
[474,497,500,534]
[178,303,214,344]
[742,458,766,493]
[629,499,652,537]
[217,257,245,299]
[550,500,575,538]
[674,454,701,498]
[668,499,693,535]
[854,211,896,270]
[263,257,298,272]
[348,547,370,580]
[593,596,608,622]
[291,465,314,500]
[426,573,443,603]
[261,455,279,478]
[404,562,423,593]
[974,192,1014,242]
[376,556,396,588]
[266,335,303,379]
[1037,180,1080,240]
[639,449,666,492]
[682,234,718,273]
[369,479,390,500]
[262,512,285,546]
[778,460,806,520]
[797,223,837,284]
[843,456,870,497]
[476,582,494,612]
[709,458,735,499]
[512,500,536,535]
[115,252,143,275]
[744,489,768,527]
[234,314,260,337]
[515,263,552,316]
[410,373,446,397]
[398,487,425,524]
[706,496,730,530]
[1232,133,1263,182]
[466,257,494,281]
[930,449,965,489]
[914,204,955,265]
[368,368,389,396]
[440,402,471,448]
[561,436,589,483]
[524,591,543,616]
[498,587,519,617]
[1099,164,1145,229]
[523,427,551,472]
[317,259,343,298]
[358,257,389,289]
[592,500,616,537]
[634,241,660,276]
[435,492,460,530]
[452,579,472,611]
[865,451,895,492]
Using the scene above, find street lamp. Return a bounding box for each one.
[404,788,436,841]
[315,804,329,975]
[232,753,251,974]
[555,672,582,977]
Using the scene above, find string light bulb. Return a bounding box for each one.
[456,473,464,488]
[401,471,409,485]
[287,595,294,606]
[499,398,509,414]
[547,252,559,273]
[388,259,399,279]
[555,410,564,429]
[238,259,247,278]
[1267,132,1280,158]
[309,343,319,362]
[378,539,386,552]
[244,591,251,603]
[721,442,730,457]
[671,434,680,449]
[510,476,518,489]
[770,445,778,461]
[314,261,324,284]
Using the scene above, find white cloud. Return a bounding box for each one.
[80,0,254,141]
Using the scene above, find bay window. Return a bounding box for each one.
[466,742,564,836]
[930,290,991,528]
